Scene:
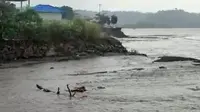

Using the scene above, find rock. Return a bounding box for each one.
[86,49,95,54]
[97,86,106,89]
[77,52,88,57]
[50,67,54,69]
[57,58,69,62]
[153,56,200,62]
[0,35,129,63]
[159,66,167,69]
[102,27,128,38]
[46,46,57,57]
[127,52,147,57]
[127,49,147,57]
[135,68,144,71]
[95,51,104,56]
[73,55,81,60]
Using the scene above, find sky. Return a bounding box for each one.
[14,0,200,13]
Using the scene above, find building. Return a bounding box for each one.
[33,4,62,20]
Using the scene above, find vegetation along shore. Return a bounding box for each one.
[0,2,144,63]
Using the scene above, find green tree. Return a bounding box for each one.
[15,9,42,23]
[60,6,74,20]
[95,13,110,25]
[0,2,43,40]
[111,15,118,25]
[0,2,17,40]
[15,9,42,39]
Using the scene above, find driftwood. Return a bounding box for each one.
[36,84,86,99]
[67,84,72,97]
[65,85,87,99]
[36,84,56,94]
[43,88,51,92]
[71,86,86,93]
[36,84,43,90]
[65,85,87,93]
[56,87,60,95]
[66,84,76,98]
[159,66,167,69]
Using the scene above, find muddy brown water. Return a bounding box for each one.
[1,55,200,112]
[1,28,200,112]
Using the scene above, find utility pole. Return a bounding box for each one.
[20,0,22,11]
[98,4,101,14]
[28,0,30,7]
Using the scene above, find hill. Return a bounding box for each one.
[75,9,200,28]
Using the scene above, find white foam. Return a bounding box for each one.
[183,35,200,41]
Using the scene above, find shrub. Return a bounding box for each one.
[37,19,101,42]
[83,20,101,40]
[39,20,71,42]
[15,9,42,40]
[0,2,18,40]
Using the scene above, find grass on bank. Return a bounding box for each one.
[40,19,101,42]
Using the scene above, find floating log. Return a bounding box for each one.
[36,84,43,90]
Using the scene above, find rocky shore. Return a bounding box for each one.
[102,27,128,38]
[0,36,142,63]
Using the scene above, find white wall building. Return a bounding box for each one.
[38,12,61,20]
[33,4,62,20]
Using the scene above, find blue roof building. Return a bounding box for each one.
[33,4,62,20]
[33,4,61,13]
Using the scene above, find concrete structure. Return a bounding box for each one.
[33,4,62,20]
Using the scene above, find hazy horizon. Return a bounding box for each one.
[13,0,200,13]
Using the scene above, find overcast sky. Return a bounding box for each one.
[14,0,200,12]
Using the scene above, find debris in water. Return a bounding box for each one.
[97,86,106,89]
[36,84,56,94]
[80,95,88,98]
[71,86,87,92]
[43,88,51,92]
[159,66,167,69]
[193,63,200,66]
[135,68,144,71]
[66,84,76,98]
[56,87,60,95]
[36,84,43,90]
[153,56,200,62]
[188,86,200,91]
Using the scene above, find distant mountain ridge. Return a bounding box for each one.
[75,9,200,28]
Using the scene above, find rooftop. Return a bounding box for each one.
[33,4,61,13]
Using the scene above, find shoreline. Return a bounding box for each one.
[0,36,128,63]
[0,52,147,69]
